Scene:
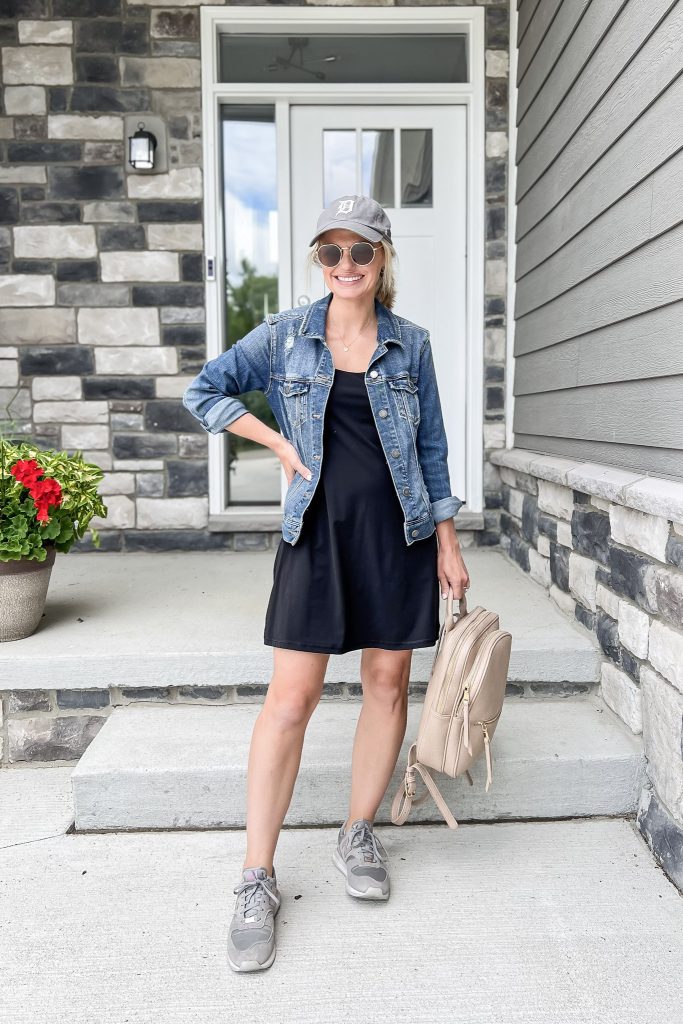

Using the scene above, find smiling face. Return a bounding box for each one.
[316,227,385,303]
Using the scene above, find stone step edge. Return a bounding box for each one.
[69,697,645,830]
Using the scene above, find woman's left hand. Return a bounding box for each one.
[437,543,470,600]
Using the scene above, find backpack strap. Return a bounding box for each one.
[390,742,475,829]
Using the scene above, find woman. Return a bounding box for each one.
[182,194,470,972]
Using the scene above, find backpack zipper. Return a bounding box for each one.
[435,612,492,715]
[443,631,503,770]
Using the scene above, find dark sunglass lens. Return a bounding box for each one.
[351,242,375,265]
[317,244,341,267]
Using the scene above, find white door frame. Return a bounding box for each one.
[200,4,486,522]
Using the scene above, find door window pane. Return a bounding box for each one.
[401,128,433,207]
[362,130,394,207]
[219,33,468,84]
[323,130,356,208]
[221,105,281,506]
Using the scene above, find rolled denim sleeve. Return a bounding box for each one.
[416,335,466,523]
[182,320,272,434]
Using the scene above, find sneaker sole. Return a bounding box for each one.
[332,847,390,900]
[227,945,277,973]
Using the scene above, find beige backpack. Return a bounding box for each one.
[390,592,512,829]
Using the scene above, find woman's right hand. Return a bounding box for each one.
[277,437,313,486]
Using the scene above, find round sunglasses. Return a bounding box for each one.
[314,241,382,269]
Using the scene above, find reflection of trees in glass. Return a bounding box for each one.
[225,258,279,468]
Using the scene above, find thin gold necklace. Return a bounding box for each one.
[328,309,376,352]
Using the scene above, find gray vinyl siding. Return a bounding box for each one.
[511,0,683,481]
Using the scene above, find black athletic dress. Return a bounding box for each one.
[263,368,440,654]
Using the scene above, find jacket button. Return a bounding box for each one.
[411,528,419,537]
[370,370,378,378]
[313,454,320,459]
[403,487,411,495]
[379,408,388,418]
[391,448,399,458]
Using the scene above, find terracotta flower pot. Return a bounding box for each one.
[0,544,56,642]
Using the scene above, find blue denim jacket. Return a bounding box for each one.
[182,292,465,546]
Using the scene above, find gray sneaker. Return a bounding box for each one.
[227,866,281,972]
[333,818,390,900]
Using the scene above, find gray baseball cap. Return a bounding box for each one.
[309,194,393,247]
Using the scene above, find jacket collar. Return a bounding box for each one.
[297,291,404,349]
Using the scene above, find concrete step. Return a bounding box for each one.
[6,549,601,691]
[71,693,645,831]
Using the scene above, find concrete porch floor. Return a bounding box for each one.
[2,547,600,688]
[1,768,681,1024]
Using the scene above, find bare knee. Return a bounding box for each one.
[263,649,328,728]
[361,653,411,711]
[265,684,320,729]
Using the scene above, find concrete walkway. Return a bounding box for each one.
[1,770,681,1023]
[3,548,600,687]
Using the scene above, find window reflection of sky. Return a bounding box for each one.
[323,129,393,207]
[223,118,277,282]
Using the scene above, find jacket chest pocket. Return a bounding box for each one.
[279,378,311,428]
[388,377,421,427]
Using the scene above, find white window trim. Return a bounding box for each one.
[200,4,486,522]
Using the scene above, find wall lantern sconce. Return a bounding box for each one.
[128,122,157,170]
[123,114,168,175]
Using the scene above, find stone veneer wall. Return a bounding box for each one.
[490,447,683,891]
[0,0,511,550]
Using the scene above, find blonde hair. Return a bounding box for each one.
[304,237,398,310]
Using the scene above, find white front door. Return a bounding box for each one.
[290,104,468,509]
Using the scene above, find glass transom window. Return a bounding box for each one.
[219,33,468,84]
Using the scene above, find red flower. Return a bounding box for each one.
[10,458,44,488]
[30,477,63,523]
[9,459,63,524]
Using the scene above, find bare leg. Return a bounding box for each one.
[243,647,330,874]
[343,647,412,830]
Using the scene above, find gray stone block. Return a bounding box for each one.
[123,530,232,551]
[638,787,683,891]
[15,115,48,140]
[132,284,203,307]
[151,8,199,39]
[56,689,110,710]
[75,18,148,55]
[48,164,124,200]
[74,56,118,84]
[0,189,20,224]
[113,433,178,460]
[22,202,81,224]
[83,376,155,400]
[8,140,81,162]
[56,283,128,306]
[8,714,105,763]
[136,201,202,222]
[167,459,208,496]
[7,689,51,713]
[161,324,204,346]
[608,546,658,614]
[19,345,94,376]
[54,0,119,16]
[176,686,230,701]
[2,45,73,86]
[98,224,146,251]
[69,86,150,114]
[56,260,99,282]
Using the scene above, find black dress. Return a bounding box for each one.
[263,368,440,655]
